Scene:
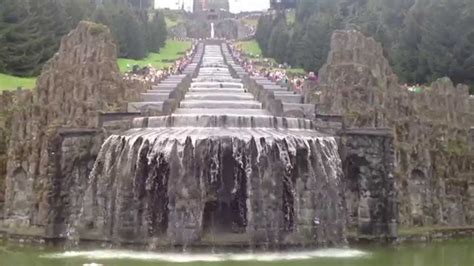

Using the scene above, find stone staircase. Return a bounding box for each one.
[127,44,204,114]
[130,44,316,130]
[223,43,315,119]
[79,42,345,247]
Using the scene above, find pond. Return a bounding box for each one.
[0,238,473,266]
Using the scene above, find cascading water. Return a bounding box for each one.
[74,43,347,249]
[211,23,215,39]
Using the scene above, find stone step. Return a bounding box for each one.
[261,84,287,89]
[199,67,228,71]
[175,108,269,116]
[141,93,170,101]
[163,78,184,82]
[148,89,174,94]
[180,100,261,109]
[198,70,231,74]
[274,94,303,103]
[189,87,246,93]
[273,90,294,94]
[164,75,186,80]
[134,114,315,130]
[261,87,288,92]
[128,102,163,113]
[191,82,243,89]
[152,84,177,90]
[199,73,230,77]
[192,78,241,83]
[282,103,315,117]
[185,93,254,101]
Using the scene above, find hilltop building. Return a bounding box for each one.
[270,0,296,9]
[193,0,230,12]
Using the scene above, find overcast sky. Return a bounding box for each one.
[155,0,270,13]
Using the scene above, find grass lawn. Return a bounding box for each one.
[237,39,307,76]
[117,39,192,72]
[237,40,262,57]
[1,39,192,87]
[0,73,36,91]
[287,68,307,75]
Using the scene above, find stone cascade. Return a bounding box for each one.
[132,45,317,130]
[75,43,346,248]
[175,45,266,115]
[223,44,315,119]
[127,44,204,114]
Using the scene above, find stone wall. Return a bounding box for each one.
[0,92,12,216]
[44,129,102,238]
[242,75,284,116]
[1,21,137,232]
[312,30,474,229]
[390,79,474,226]
[340,129,397,239]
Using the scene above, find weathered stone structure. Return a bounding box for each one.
[1,24,346,248]
[340,129,397,239]
[1,22,472,249]
[1,21,146,233]
[312,30,474,232]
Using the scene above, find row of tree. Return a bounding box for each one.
[0,0,167,77]
[255,0,474,89]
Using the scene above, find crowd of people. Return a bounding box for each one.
[121,39,319,95]
[228,42,318,94]
[123,41,198,84]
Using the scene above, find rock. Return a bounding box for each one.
[312,30,474,229]
[2,21,133,232]
[316,30,397,128]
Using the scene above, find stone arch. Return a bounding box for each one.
[9,167,29,215]
[343,155,369,228]
[407,169,426,226]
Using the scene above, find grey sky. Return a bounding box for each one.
[155,0,270,13]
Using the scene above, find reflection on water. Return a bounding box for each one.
[41,249,369,262]
[0,238,473,266]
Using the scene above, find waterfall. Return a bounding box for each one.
[211,22,215,39]
[71,43,347,249]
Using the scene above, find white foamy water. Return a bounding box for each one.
[42,249,369,263]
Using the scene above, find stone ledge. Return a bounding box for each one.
[57,128,99,136]
[341,128,393,137]
[347,226,474,244]
[99,112,142,126]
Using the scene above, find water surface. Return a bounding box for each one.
[1,239,473,266]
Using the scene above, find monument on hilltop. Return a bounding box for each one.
[193,0,229,12]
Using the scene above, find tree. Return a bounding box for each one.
[255,14,274,57]
[267,16,290,62]
[0,0,71,76]
[147,10,167,53]
[419,0,474,84]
